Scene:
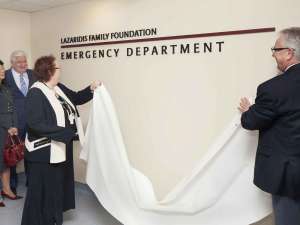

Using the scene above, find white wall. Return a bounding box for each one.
[0,9,31,67]
[30,0,300,199]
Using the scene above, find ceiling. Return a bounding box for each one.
[0,0,87,13]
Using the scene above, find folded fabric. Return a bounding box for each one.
[80,85,272,225]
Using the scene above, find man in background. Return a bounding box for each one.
[239,27,300,225]
[4,50,35,195]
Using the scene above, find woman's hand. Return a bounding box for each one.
[8,127,18,136]
[90,81,102,91]
[238,97,252,113]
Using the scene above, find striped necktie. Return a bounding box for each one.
[20,73,28,96]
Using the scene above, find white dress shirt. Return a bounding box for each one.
[11,68,29,90]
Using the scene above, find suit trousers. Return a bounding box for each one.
[272,195,300,225]
[10,166,18,193]
[10,131,26,193]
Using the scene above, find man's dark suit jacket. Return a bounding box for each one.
[4,69,35,140]
[241,63,300,197]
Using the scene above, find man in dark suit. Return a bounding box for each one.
[239,27,300,225]
[4,50,35,195]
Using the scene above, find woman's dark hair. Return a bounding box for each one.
[34,55,56,82]
[0,60,4,85]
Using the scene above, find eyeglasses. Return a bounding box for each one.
[271,47,295,53]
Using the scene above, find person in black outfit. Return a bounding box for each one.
[21,55,100,225]
[0,60,22,207]
[239,27,300,225]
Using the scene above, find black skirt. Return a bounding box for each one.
[21,144,75,225]
[63,143,75,211]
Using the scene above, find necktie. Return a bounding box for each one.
[20,73,28,96]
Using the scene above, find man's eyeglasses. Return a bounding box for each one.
[271,47,295,53]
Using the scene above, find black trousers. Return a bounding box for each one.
[10,166,18,193]
[10,131,27,193]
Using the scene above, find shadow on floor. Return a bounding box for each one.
[251,214,274,225]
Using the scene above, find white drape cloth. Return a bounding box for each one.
[80,86,272,225]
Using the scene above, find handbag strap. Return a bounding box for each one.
[8,134,22,146]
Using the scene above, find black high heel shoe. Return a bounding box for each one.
[1,191,23,200]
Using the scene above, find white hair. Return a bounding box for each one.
[280,27,300,60]
[10,50,27,63]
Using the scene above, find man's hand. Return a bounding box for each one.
[8,127,18,136]
[238,97,252,113]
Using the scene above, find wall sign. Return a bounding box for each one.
[60,27,275,60]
